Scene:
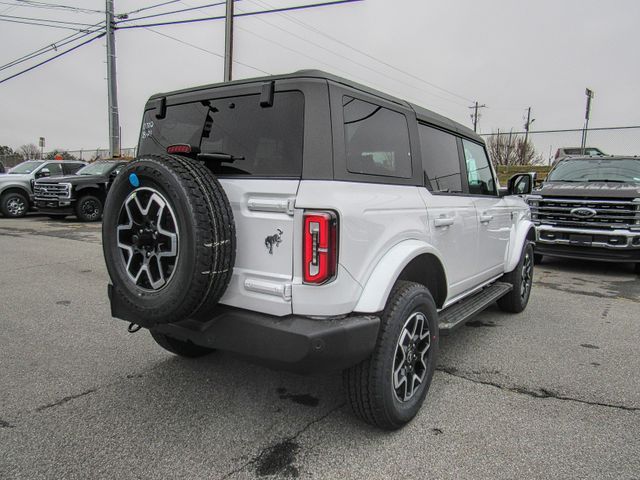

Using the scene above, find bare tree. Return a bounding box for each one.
[18,143,41,160]
[45,149,77,160]
[487,131,543,166]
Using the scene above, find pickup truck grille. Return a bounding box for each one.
[528,197,640,230]
[34,182,70,199]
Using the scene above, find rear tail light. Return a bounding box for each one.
[303,211,338,284]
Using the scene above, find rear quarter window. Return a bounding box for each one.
[138,91,304,177]
[343,96,412,179]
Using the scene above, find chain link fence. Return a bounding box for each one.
[0,147,137,170]
[483,126,640,166]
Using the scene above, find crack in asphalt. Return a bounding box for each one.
[35,389,97,412]
[218,402,346,479]
[437,367,639,412]
[0,418,15,428]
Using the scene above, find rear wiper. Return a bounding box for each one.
[197,152,245,163]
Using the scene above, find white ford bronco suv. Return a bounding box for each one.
[103,71,535,430]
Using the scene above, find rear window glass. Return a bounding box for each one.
[139,91,304,177]
[343,96,412,178]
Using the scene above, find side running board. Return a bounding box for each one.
[438,282,513,334]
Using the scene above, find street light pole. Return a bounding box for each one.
[223,0,234,82]
[581,88,594,154]
[106,0,121,158]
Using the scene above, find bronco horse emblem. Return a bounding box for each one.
[265,228,283,254]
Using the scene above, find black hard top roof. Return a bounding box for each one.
[149,69,482,143]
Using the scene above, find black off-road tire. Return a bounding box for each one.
[102,154,236,327]
[150,331,214,358]
[1,191,29,218]
[344,281,439,430]
[498,242,534,313]
[76,195,103,222]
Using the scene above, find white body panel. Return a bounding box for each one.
[217,178,299,316]
[216,178,531,318]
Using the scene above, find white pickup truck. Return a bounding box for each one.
[102,71,535,429]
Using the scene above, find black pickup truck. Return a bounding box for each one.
[34,160,127,221]
[527,156,640,273]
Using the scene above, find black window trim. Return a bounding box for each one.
[330,82,422,186]
[417,120,499,198]
[460,136,500,198]
[139,86,307,179]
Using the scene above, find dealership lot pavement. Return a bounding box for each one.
[1,216,639,480]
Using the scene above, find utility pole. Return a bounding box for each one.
[223,0,234,82]
[106,0,121,158]
[581,88,594,154]
[469,101,487,132]
[522,106,535,163]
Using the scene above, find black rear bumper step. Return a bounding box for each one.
[438,282,512,334]
[109,283,379,373]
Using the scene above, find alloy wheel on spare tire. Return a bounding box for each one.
[1,191,28,218]
[102,154,236,327]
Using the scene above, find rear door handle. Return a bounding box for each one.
[479,213,494,223]
[434,216,455,227]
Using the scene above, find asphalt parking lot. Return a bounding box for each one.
[1,216,639,480]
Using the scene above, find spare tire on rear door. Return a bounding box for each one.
[102,154,235,326]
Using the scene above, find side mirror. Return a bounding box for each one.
[38,167,51,178]
[507,173,535,196]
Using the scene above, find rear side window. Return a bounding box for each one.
[418,124,462,192]
[343,96,412,178]
[63,163,83,175]
[139,91,304,177]
[43,162,63,177]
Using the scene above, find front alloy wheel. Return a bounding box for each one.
[116,187,179,291]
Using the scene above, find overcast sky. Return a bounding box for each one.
[1,0,639,160]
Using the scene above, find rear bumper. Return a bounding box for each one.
[534,225,640,263]
[108,284,379,373]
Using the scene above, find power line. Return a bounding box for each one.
[0,13,96,25]
[120,0,183,16]
[248,0,474,104]
[0,32,105,84]
[5,0,103,14]
[0,21,105,72]
[118,0,229,22]
[115,0,363,29]
[236,2,468,110]
[144,27,270,75]
[0,17,87,30]
[233,21,462,119]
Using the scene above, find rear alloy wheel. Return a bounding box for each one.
[1,191,28,218]
[76,195,103,222]
[344,281,439,430]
